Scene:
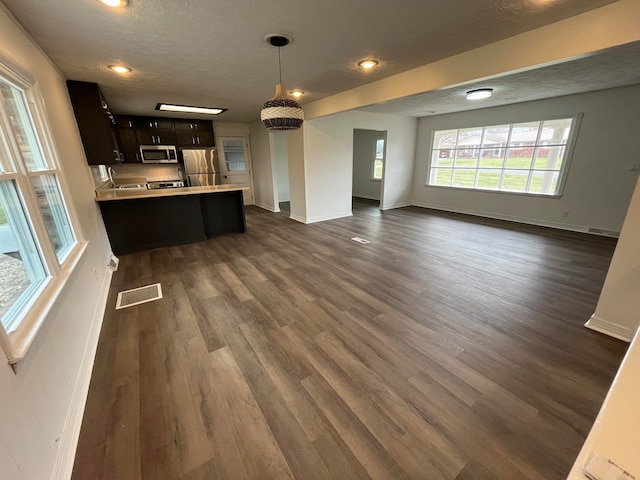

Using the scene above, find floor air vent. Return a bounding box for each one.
[351,237,370,244]
[116,283,163,310]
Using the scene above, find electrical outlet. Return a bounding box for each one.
[562,210,569,218]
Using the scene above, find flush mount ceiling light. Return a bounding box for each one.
[466,88,494,100]
[156,103,227,115]
[290,90,304,98]
[260,34,304,131]
[98,0,128,7]
[357,59,379,70]
[108,65,131,74]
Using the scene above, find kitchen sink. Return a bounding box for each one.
[109,183,147,190]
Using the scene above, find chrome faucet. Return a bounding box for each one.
[107,166,116,187]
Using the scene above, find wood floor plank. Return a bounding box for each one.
[196,347,296,480]
[73,200,627,480]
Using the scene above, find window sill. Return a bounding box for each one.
[371,178,382,182]
[0,241,88,366]
[423,183,563,199]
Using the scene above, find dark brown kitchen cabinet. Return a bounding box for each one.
[66,80,121,165]
[134,117,175,145]
[174,119,215,147]
[112,114,216,160]
[135,128,175,145]
[174,129,214,147]
[116,127,140,163]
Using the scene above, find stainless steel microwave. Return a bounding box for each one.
[139,145,178,163]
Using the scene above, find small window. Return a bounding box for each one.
[0,63,80,363]
[427,116,580,196]
[372,138,385,180]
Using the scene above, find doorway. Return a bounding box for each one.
[217,136,255,205]
[352,129,387,208]
[273,131,290,213]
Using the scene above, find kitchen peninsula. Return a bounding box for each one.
[96,184,248,255]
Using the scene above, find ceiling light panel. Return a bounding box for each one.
[98,0,128,7]
[466,88,493,100]
[358,60,379,69]
[108,65,131,74]
[156,104,226,115]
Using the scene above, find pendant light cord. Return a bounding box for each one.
[278,46,282,84]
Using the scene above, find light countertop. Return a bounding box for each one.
[95,184,249,202]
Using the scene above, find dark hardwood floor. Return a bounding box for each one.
[72,199,628,480]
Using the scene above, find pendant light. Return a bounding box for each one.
[260,35,304,131]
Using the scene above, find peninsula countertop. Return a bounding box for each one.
[95,183,249,202]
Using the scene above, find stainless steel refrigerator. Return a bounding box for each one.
[182,148,221,186]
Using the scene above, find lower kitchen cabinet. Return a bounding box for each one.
[97,190,246,255]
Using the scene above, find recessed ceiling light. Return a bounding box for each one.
[466,88,493,100]
[98,0,128,7]
[156,103,227,115]
[357,60,379,70]
[290,90,304,98]
[108,65,131,74]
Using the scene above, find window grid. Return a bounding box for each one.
[0,65,78,354]
[428,117,576,196]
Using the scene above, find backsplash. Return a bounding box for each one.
[90,164,184,188]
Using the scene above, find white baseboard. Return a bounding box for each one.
[410,202,619,237]
[289,213,307,224]
[254,202,280,213]
[51,265,113,480]
[381,202,411,211]
[304,211,353,224]
[585,314,633,342]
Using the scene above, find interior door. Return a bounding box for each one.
[218,136,254,205]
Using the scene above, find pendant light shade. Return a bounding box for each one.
[261,35,304,131]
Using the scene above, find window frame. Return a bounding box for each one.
[425,113,583,197]
[371,137,385,182]
[0,58,86,365]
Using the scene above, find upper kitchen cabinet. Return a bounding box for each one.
[114,116,140,163]
[134,117,176,145]
[66,80,121,165]
[174,119,215,147]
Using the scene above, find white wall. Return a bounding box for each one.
[292,111,417,223]
[0,5,113,479]
[212,121,250,137]
[412,85,640,233]
[274,132,290,203]
[352,129,383,201]
[586,176,640,341]
[248,120,279,212]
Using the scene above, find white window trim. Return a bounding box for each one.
[0,57,87,366]
[424,113,583,197]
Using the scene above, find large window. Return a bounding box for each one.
[427,116,580,195]
[0,63,80,364]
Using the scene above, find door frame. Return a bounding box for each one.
[217,135,255,205]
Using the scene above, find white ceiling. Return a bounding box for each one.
[1,0,636,123]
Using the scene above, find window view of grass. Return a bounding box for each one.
[428,119,573,195]
[374,159,383,179]
[0,204,6,224]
